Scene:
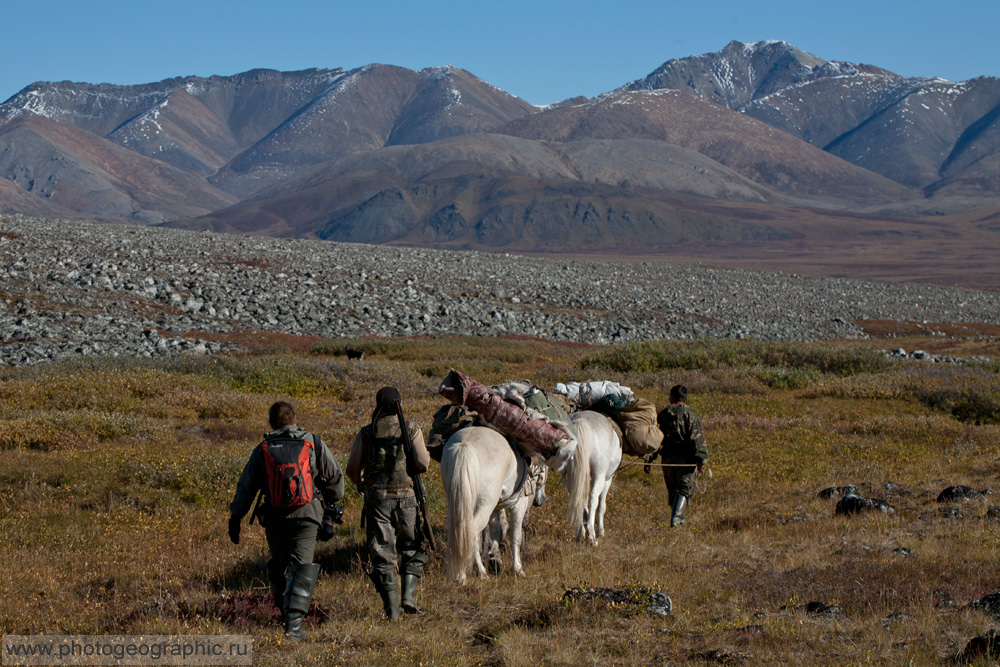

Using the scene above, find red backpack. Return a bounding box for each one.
[261,433,316,509]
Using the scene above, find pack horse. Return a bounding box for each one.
[441,426,548,583]
[562,410,623,546]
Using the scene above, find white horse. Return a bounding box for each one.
[562,410,623,546]
[442,426,548,583]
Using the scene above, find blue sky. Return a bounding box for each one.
[4,0,998,106]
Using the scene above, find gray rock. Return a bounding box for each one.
[835,495,894,515]
[959,629,1000,663]
[819,485,860,499]
[937,486,985,503]
[969,592,1000,619]
[805,601,843,616]
[563,586,671,616]
[2,214,1000,366]
[880,612,916,626]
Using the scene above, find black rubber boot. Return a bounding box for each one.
[376,581,401,621]
[284,563,320,640]
[400,573,425,614]
[670,496,688,527]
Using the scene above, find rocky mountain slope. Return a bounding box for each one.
[208,65,537,197]
[498,88,916,207]
[0,65,537,201]
[171,133,791,246]
[0,68,345,169]
[0,43,998,250]
[0,115,236,223]
[622,40,1000,198]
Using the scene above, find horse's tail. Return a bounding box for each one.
[564,414,593,532]
[443,439,479,582]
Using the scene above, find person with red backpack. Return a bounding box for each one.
[228,401,345,639]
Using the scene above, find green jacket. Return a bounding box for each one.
[656,404,708,465]
[230,425,345,525]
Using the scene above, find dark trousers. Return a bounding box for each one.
[264,518,319,588]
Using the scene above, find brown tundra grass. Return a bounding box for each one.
[1,335,999,665]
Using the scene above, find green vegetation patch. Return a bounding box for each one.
[581,339,892,377]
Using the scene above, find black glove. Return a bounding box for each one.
[228,516,241,545]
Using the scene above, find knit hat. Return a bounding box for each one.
[371,386,402,424]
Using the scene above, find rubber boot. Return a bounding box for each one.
[284,563,320,640]
[400,573,425,614]
[670,495,688,527]
[376,580,401,621]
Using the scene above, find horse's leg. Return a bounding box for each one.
[596,477,611,539]
[509,499,530,576]
[586,474,603,546]
[597,430,622,540]
[473,504,496,578]
[484,510,505,574]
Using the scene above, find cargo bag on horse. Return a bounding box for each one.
[614,398,663,457]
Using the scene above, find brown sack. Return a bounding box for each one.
[615,398,663,457]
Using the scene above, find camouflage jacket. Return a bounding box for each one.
[346,416,429,500]
[229,425,345,526]
[656,404,708,465]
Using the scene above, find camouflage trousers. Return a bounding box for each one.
[364,493,429,587]
[661,465,698,501]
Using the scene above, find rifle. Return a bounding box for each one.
[395,400,436,551]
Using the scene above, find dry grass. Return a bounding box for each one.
[1,336,999,665]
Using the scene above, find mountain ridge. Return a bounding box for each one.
[0,42,997,265]
[622,40,1000,195]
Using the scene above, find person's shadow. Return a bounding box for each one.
[315,542,367,576]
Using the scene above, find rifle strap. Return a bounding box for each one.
[395,401,417,476]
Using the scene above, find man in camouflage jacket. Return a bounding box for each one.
[229,401,345,638]
[650,385,708,527]
[346,387,431,620]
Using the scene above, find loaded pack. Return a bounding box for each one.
[261,432,317,508]
[554,381,663,457]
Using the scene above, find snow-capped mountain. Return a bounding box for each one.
[622,40,1000,193]
[0,42,997,245]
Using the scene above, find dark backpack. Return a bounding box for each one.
[261,433,316,509]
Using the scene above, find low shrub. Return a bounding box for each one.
[814,367,1000,424]
[580,339,890,378]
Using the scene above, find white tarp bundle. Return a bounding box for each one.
[554,381,635,408]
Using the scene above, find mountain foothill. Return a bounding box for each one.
[1,40,999,281]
